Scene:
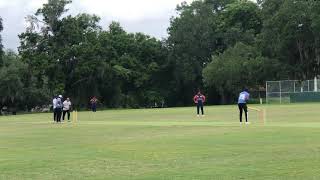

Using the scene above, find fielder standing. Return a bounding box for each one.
[90,96,98,112]
[193,91,206,117]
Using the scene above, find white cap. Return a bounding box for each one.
[58,95,63,98]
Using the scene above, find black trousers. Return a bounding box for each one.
[91,104,97,112]
[197,104,204,115]
[238,103,248,122]
[56,108,62,122]
[63,110,70,121]
[53,108,57,122]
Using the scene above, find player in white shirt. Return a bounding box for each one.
[63,98,72,122]
[52,96,57,122]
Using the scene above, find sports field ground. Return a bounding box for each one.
[1,104,320,180]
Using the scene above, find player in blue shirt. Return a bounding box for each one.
[238,89,250,124]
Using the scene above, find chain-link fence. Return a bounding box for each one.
[266,78,320,104]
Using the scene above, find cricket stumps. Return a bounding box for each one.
[72,110,78,123]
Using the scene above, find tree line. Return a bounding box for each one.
[1,0,320,111]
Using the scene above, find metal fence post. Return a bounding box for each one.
[279,81,282,104]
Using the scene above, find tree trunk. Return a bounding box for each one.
[219,87,226,104]
[297,40,304,64]
[315,38,320,75]
[297,40,307,79]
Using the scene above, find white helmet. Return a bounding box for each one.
[58,95,63,98]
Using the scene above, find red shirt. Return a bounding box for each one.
[193,94,206,104]
[90,98,98,105]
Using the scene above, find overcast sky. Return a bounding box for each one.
[0,0,193,50]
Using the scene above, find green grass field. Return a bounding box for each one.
[1,104,320,180]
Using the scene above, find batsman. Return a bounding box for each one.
[238,88,250,124]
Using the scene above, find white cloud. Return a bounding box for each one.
[78,0,191,21]
[27,0,47,9]
[0,0,194,50]
[0,0,20,8]
[0,0,47,10]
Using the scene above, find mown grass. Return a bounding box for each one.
[0,104,320,180]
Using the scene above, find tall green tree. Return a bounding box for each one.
[0,51,26,110]
[19,0,74,96]
[259,0,320,80]
[219,0,262,46]
[19,1,171,108]
[0,52,50,111]
[19,0,107,107]
[203,42,279,103]
[167,0,236,105]
[167,0,262,105]
[0,17,3,61]
[53,13,104,106]
[98,22,170,107]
